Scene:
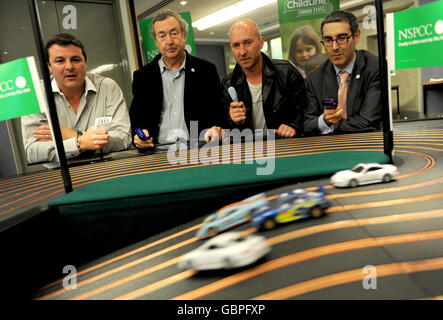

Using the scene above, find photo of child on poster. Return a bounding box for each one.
[278,0,339,78]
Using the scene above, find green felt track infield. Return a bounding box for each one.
[50,151,389,217]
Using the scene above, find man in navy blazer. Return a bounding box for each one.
[304,10,382,136]
[129,10,224,148]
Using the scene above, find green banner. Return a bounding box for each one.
[138,12,196,63]
[0,57,45,121]
[391,1,443,70]
[278,0,339,70]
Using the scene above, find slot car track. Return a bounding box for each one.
[1,131,392,220]
[25,128,442,300]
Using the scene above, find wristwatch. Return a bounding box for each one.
[76,130,83,152]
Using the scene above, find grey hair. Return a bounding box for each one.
[320,10,359,37]
[150,9,188,39]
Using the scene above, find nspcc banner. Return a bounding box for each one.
[0,57,46,121]
[278,0,339,73]
[388,1,443,70]
[139,12,196,63]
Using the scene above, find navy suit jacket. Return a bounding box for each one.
[304,50,382,136]
[129,52,224,143]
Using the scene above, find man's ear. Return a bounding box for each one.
[354,29,361,45]
[259,36,265,50]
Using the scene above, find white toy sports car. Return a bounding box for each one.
[331,163,399,188]
[178,232,270,271]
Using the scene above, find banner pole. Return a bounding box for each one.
[375,0,394,164]
[27,0,73,193]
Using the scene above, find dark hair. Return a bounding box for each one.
[320,10,359,37]
[45,33,87,63]
[288,25,321,67]
[150,9,188,39]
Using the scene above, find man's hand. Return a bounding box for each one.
[323,106,343,125]
[229,101,246,125]
[204,126,224,143]
[33,125,77,141]
[133,129,154,149]
[78,127,109,151]
[275,124,296,138]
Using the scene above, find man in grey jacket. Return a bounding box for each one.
[21,33,131,163]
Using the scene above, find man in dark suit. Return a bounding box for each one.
[304,10,382,136]
[129,10,224,148]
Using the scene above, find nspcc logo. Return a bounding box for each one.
[0,80,13,92]
[0,76,27,92]
[398,23,433,40]
[16,76,27,89]
[0,56,44,121]
[398,20,443,41]
[435,20,443,35]
[0,75,31,100]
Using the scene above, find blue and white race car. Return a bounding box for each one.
[196,193,268,239]
[252,187,330,230]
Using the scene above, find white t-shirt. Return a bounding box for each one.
[247,81,267,130]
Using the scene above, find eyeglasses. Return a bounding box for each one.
[321,34,353,47]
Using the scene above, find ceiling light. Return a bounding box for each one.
[179,1,188,5]
[193,0,276,31]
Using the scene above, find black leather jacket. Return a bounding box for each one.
[221,53,306,135]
